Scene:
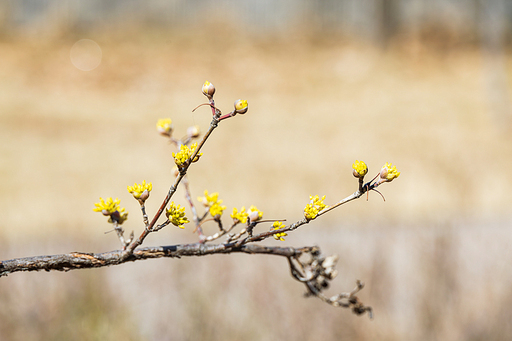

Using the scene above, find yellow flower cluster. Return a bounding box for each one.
[93,197,128,225]
[197,190,219,207]
[156,118,173,136]
[166,202,190,229]
[172,143,202,167]
[127,180,152,201]
[93,197,120,215]
[210,202,227,217]
[271,221,287,241]
[231,207,249,224]
[304,195,328,221]
[380,162,401,182]
[197,190,226,218]
[352,160,368,178]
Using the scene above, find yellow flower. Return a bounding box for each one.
[166,202,190,229]
[247,205,263,222]
[271,221,287,241]
[127,180,152,201]
[352,160,368,178]
[304,203,319,221]
[197,190,219,207]
[303,195,328,221]
[380,162,400,182]
[209,202,227,217]
[202,81,215,98]
[156,118,173,136]
[196,190,226,217]
[310,195,327,211]
[93,197,121,215]
[234,99,248,114]
[93,197,128,225]
[231,207,248,224]
[172,143,202,167]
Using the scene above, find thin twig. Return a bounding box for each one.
[183,176,205,241]
[125,116,220,255]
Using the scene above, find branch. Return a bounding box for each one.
[0,242,372,317]
[0,243,306,276]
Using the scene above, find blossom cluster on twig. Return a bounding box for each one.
[1,81,400,319]
[90,81,400,317]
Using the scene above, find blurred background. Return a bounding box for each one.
[1,0,512,340]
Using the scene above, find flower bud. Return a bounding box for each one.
[187,125,201,138]
[379,162,400,182]
[202,81,215,99]
[326,269,338,279]
[247,205,263,222]
[379,167,388,180]
[127,181,152,204]
[352,160,368,178]
[172,166,180,177]
[156,118,173,137]
[234,99,248,114]
[139,189,150,202]
[248,211,259,222]
[322,255,339,269]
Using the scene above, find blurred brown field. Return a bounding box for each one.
[1,26,512,340]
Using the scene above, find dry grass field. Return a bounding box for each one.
[1,27,512,340]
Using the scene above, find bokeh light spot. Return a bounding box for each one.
[70,39,102,71]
